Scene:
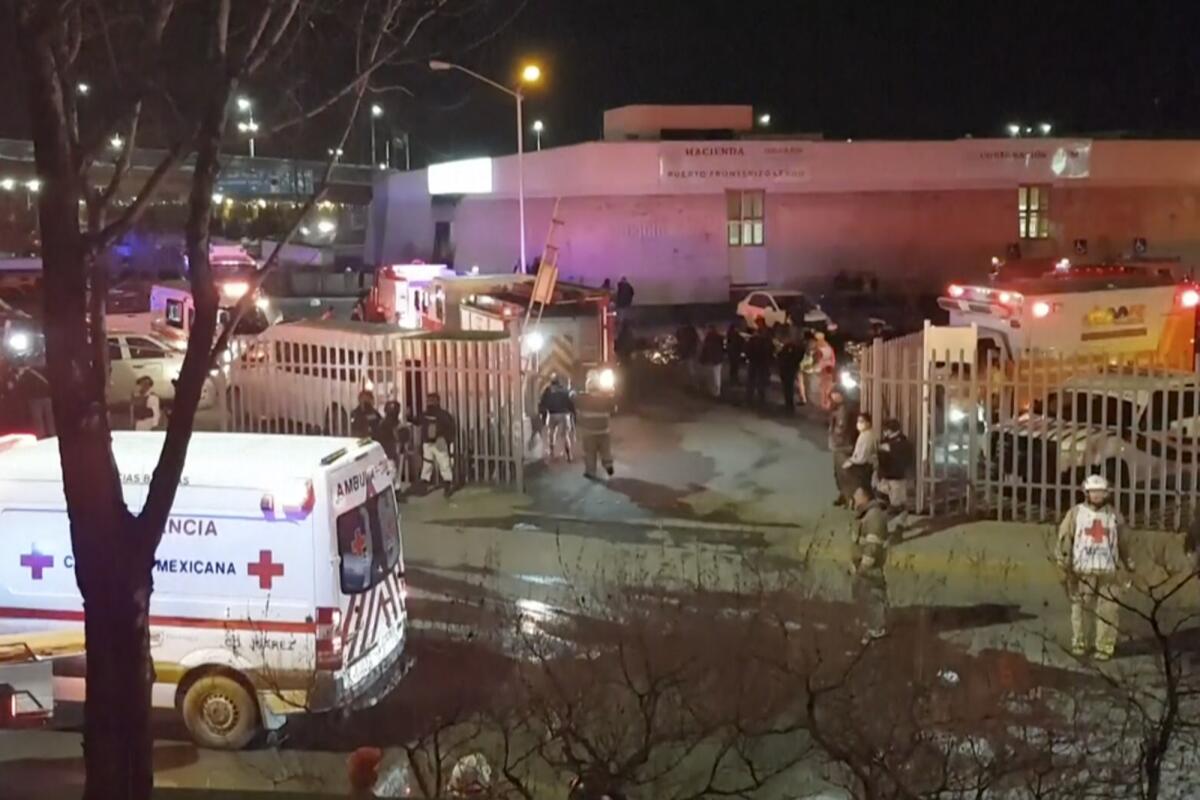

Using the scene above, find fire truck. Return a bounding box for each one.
[938,258,1198,369]
[366,262,455,329]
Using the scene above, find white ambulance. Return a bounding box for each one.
[0,432,408,749]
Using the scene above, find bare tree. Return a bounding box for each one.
[3,2,519,798]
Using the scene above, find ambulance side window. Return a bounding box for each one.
[1146,390,1199,431]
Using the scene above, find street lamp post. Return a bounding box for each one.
[428,60,541,273]
[237,96,256,157]
[532,119,544,151]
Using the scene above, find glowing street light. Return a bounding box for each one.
[76,82,90,96]
[369,103,384,165]
[0,178,14,191]
[429,58,544,273]
[532,119,544,150]
[758,112,771,126]
[1006,122,1021,137]
[211,192,224,204]
[236,96,257,156]
[26,179,41,192]
[371,104,384,118]
[109,134,124,150]
[1039,122,1053,136]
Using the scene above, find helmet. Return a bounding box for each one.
[1082,474,1109,492]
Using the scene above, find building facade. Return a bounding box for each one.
[366,109,1200,304]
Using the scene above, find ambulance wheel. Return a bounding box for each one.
[181,673,261,750]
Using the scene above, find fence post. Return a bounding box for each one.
[513,328,525,493]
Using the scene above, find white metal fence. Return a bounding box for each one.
[219,329,525,489]
[861,338,1200,530]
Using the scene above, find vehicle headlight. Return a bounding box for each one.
[221,280,250,300]
[589,367,617,392]
[5,331,31,355]
[839,370,858,390]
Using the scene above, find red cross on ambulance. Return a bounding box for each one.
[247,550,284,590]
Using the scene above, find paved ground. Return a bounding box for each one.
[5,361,1199,797]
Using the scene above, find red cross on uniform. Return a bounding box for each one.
[247,550,285,590]
[1086,519,1109,544]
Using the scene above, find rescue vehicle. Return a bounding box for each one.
[109,280,280,349]
[366,262,455,329]
[0,432,409,748]
[938,258,1198,369]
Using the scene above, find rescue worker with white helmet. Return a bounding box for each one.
[1055,474,1135,660]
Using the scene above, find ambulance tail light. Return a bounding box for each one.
[316,607,344,671]
[947,284,965,298]
[1180,288,1200,309]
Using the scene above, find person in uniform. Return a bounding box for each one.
[575,374,615,480]
[850,485,890,643]
[415,392,457,496]
[131,376,162,431]
[538,374,576,461]
[1056,474,1135,660]
[349,389,381,439]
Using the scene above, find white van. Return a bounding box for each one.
[0,432,408,748]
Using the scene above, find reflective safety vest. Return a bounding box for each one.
[574,392,613,436]
[1072,504,1120,575]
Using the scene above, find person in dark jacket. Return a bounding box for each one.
[828,388,858,506]
[414,392,457,495]
[725,323,744,386]
[676,320,699,362]
[776,331,803,414]
[376,400,403,463]
[850,485,890,641]
[698,325,725,398]
[877,418,913,534]
[350,389,381,439]
[615,276,634,309]
[744,323,773,408]
[539,375,576,461]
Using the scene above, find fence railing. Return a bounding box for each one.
[219,329,525,489]
[862,340,1200,530]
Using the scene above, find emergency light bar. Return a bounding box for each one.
[260,480,315,514]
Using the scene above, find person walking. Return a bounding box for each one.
[877,418,913,535]
[850,485,890,642]
[415,393,457,497]
[131,376,162,431]
[350,389,382,439]
[699,324,725,398]
[828,389,857,506]
[776,331,803,414]
[1056,475,1134,660]
[843,412,878,496]
[725,322,744,387]
[798,336,817,407]
[575,374,615,480]
[539,374,576,461]
[744,322,773,408]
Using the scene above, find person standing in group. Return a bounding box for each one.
[131,376,161,431]
[350,389,381,439]
[828,388,857,507]
[675,319,700,387]
[843,412,878,496]
[776,330,803,414]
[538,374,576,461]
[698,324,725,398]
[615,276,635,314]
[575,374,616,480]
[850,485,890,642]
[375,400,405,476]
[798,335,818,407]
[1056,475,1134,660]
[813,330,837,409]
[415,392,457,497]
[15,362,52,438]
[744,321,773,408]
[725,322,744,387]
[877,418,913,536]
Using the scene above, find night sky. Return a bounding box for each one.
[416,0,1200,164]
[3,1,1200,167]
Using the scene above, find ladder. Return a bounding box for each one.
[523,197,564,332]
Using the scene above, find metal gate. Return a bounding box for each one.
[219,329,524,489]
[861,333,1200,530]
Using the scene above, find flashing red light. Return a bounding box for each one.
[947,284,965,298]
[1181,288,1200,309]
[1032,301,1052,318]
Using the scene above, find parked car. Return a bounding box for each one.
[736,290,830,330]
[106,330,215,407]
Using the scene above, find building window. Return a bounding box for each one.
[1018,185,1049,239]
[727,190,765,247]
